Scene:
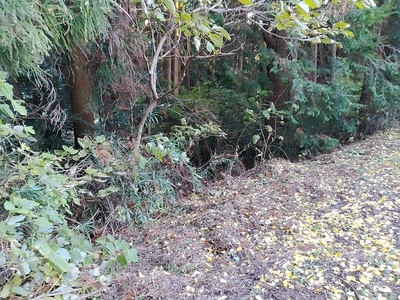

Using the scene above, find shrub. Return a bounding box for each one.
[0,72,137,299]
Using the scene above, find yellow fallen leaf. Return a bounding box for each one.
[378,286,392,293]
[283,280,289,288]
[359,274,370,285]
[366,266,376,272]
[378,195,387,203]
[346,275,356,282]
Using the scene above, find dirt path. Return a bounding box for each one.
[104,128,400,300]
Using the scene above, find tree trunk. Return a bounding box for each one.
[166,48,172,91]
[184,38,191,91]
[311,44,318,83]
[173,35,180,96]
[236,48,243,89]
[68,45,94,147]
[263,32,289,109]
[263,31,289,132]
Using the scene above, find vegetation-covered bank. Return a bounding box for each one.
[103,126,400,299]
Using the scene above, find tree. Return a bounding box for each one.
[0,0,380,151]
[0,0,114,146]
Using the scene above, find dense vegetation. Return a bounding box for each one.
[0,0,399,298]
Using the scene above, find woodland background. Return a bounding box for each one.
[0,0,399,298]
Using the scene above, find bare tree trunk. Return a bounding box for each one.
[134,32,170,153]
[68,45,94,148]
[184,38,191,91]
[173,30,180,96]
[166,51,172,91]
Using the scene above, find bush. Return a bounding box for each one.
[0,72,137,299]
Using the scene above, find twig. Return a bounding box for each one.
[339,277,360,300]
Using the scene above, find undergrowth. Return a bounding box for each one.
[0,72,138,299]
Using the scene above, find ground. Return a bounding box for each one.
[103,127,400,300]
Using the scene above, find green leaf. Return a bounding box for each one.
[19,260,31,275]
[117,253,128,266]
[310,37,321,44]
[11,286,30,297]
[35,216,53,228]
[154,11,166,21]
[237,0,253,5]
[0,104,14,118]
[252,134,260,144]
[355,1,364,9]
[206,41,214,52]
[262,110,271,119]
[193,36,201,51]
[70,248,83,263]
[162,0,176,15]
[12,197,39,210]
[4,201,15,211]
[126,248,138,263]
[296,1,311,19]
[139,155,148,169]
[62,145,79,155]
[0,284,11,298]
[321,38,334,44]
[57,248,71,261]
[34,242,70,272]
[334,21,350,30]
[95,135,107,143]
[0,79,13,100]
[294,18,309,30]
[219,28,231,41]
[11,100,27,116]
[25,126,35,135]
[344,30,355,38]
[7,215,25,225]
[199,24,211,34]
[304,0,321,9]
[180,13,191,21]
[98,186,120,197]
[209,33,224,48]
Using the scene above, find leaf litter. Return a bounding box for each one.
[103,127,400,300]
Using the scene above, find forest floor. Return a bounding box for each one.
[103,127,400,300]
